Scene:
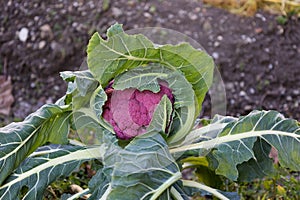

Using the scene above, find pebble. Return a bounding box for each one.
[188,13,198,21]
[217,35,223,41]
[212,52,219,59]
[226,82,234,90]
[168,14,174,19]
[286,96,292,101]
[249,88,255,94]
[54,85,60,91]
[255,13,266,21]
[292,89,299,95]
[244,105,252,111]
[214,41,220,47]
[38,40,46,49]
[178,10,186,17]
[112,7,122,17]
[40,24,52,39]
[239,90,247,97]
[230,99,235,105]
[240,81,245,87]
[143,12,152,19]
[268,63,273,70]
[18,27,29,42]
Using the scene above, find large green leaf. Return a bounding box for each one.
[0,104,71,185]
[0,144,103,199]
[96,132,183,200]
[170,110,300,181]
[87,23,214,115]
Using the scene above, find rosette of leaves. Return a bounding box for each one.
[0,24,299,200]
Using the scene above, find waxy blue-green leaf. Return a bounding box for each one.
[88,168,110,200]
[147,95,173,134]
[0,104,71,185]
[60,70,97,96]
[0,144,103,199]
[103,132,182,200]
[170,110,300,181]
[87,23,214,115]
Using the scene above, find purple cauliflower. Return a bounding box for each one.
[102,83,174,140]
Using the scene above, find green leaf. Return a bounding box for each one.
[105,132,182,200]
[237,138,275,182]
[170,110,300,181]
[113,63,169,93]
[0,144,103,199]
[90,85,107,119]
[88,168,110,200]
[87,23,214,114]
[147,95,173,134]
[0,104,71,185]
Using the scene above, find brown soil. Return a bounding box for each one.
[1,0,299,122]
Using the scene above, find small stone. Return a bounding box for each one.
[230,99,235,105]
[255,13,266,21]
[277,26,284,35]
[38,40,46,49]
[143,12,152,18]
[178,10,186,17]
[168,14,174,19]
[239,91,247,97]
[244,105,252,111]
[286,96,292,101]
[213,41,220,47]
[240,81,245,87]
[268,63,273,70]
[292,89,300,95]
[226,82,234,90]
[212,52,219,59]
[40,24,52,39]
[255,27,263,34]
[54,85,60,91]
[46,98,53,104]
[188,13,198,21]
[217,35,223,41]
[249,88,255,94]
[112,7,122,17]
[18,27,29,42]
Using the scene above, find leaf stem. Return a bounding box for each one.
[170,186,184,200]
[150,171,182,200]
[182,180,229,200]
[169,130,300,154]
[67,188,89,200]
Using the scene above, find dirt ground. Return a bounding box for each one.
[1,0,300,122]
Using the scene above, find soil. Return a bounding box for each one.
[1,0,300,122]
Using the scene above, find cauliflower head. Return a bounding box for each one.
[102,83,173,139]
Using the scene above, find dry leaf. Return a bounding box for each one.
[0,76,14,116]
